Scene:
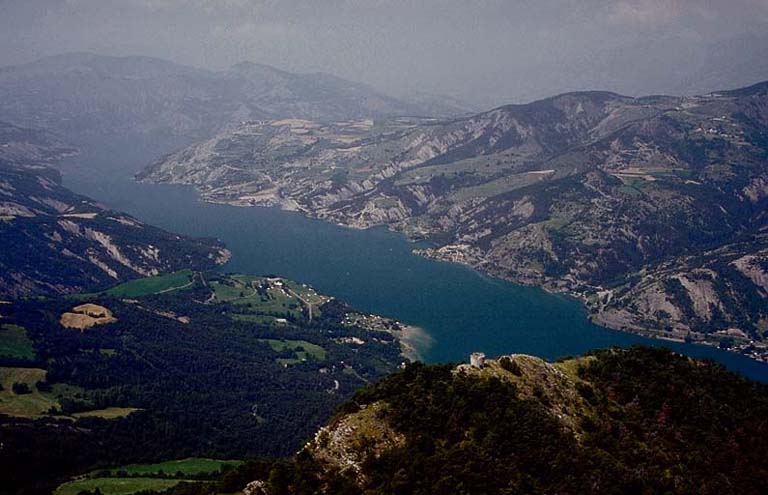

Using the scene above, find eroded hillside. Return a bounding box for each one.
[141,82,768,360]
[0,123,229,298]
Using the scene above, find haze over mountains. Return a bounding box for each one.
[2,1,767,108]
[0,52,475,301]
[501,32,768,106]
[0,53,471,145]
[3,44,767,147]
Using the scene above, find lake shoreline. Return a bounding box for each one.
[176,187,768,368]
[59,153,768,383]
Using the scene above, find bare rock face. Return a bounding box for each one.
[140,81,768,360]
[733,254,768,294]
[59,303,117,330]
[243,480,269,495]
[306,401,406,483]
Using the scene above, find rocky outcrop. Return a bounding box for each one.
[239,348,768,494]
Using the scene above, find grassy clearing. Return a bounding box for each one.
[260,339,327,363]
[212,275,327,320]
[554,356,596,381]
[0,368,134,419]
[618,185,643,197]
[210,275,268,308]
[50,382,86,399]
[72,407,140,419]
[448,172,548,202]
[92,270,195,298]
[545,213,574,230]
[55,478,185,495]
[262,339,327,359]
[247,287,302,317]
[0,367,57,417]
[105,458,243,477]
[395,153,519,187]
[60,458,244,495]
[0,324,35,360]
[290,286,327,306]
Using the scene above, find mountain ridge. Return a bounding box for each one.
[140,80,768,362]
[0,52,469,147]
[187,347,768,495]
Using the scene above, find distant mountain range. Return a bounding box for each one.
[141,81,768,361]
[486,32,768,107]
[0,122,229,298]
[0,53,471,145]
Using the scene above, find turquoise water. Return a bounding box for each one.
[60,137,768,382]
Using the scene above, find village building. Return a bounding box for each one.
[470,352,486,368]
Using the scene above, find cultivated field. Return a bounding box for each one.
[56,458,243,495]
[101,458,243,477]
[91,269,195,298]
[54,477,185,495]
[60,303,117,330]
[210,274,329,321]
[260,338,327,365]
[0,367,138,419]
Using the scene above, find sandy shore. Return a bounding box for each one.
[398,324,434,362]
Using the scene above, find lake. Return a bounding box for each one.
[60,135,768,382]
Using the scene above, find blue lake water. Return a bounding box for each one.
[60,136,768,382]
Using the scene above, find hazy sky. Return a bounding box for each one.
[1,0,767,106]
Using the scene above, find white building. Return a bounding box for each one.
[470,352,486,368]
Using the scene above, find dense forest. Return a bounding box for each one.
[5,272,768,494]
[0,273,404,494]
[167,347,768,495]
